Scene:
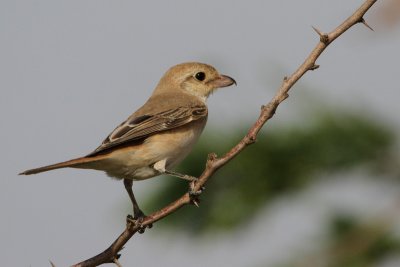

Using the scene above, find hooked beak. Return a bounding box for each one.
[208,74,237,88]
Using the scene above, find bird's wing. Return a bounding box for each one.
[87,105,207,156]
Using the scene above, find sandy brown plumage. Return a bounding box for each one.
[20,62,236,219]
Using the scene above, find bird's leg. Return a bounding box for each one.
[154,159,198,181]
[163,170,204,206]
[123,179,144,219]
[163,170,205,207]
[153,160,204,206]
[123,179,152,233]
[164,170,198,182]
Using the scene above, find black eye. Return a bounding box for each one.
[194,72,206,81]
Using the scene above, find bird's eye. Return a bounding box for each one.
[194,72,206,81]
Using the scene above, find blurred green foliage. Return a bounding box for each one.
[327,214,400,267]
[145,112,395,234]
[279,214,400,267]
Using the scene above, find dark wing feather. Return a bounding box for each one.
[87,105,207,156]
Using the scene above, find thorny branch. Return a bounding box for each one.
[72,1,378,266]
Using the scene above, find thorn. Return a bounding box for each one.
[309,64,320,70]
[312,26,329,44]
[312,26,323,36]
[360,18,374,31]
[192,199,200,207]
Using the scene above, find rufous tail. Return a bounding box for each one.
[19,156,102,175]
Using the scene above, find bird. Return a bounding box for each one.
[20,62,236,222]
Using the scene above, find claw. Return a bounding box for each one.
[189,188,203,196]
[126,214,152,233]
[188,181,205,207]
[126,214,141,226]
[189,181,205,196]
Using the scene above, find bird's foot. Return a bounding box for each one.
[126,212,153,233]
[189,181,205,207]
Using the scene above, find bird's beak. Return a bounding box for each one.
[208,74,237,88]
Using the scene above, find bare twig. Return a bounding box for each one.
[72,1,378,266]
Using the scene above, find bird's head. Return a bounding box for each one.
[154,62,236,101]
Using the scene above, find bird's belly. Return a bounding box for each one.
[94,120,206,181]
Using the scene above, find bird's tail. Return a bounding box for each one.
[19,155,103,175]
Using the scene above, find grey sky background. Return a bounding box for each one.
[1,0,399,266]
